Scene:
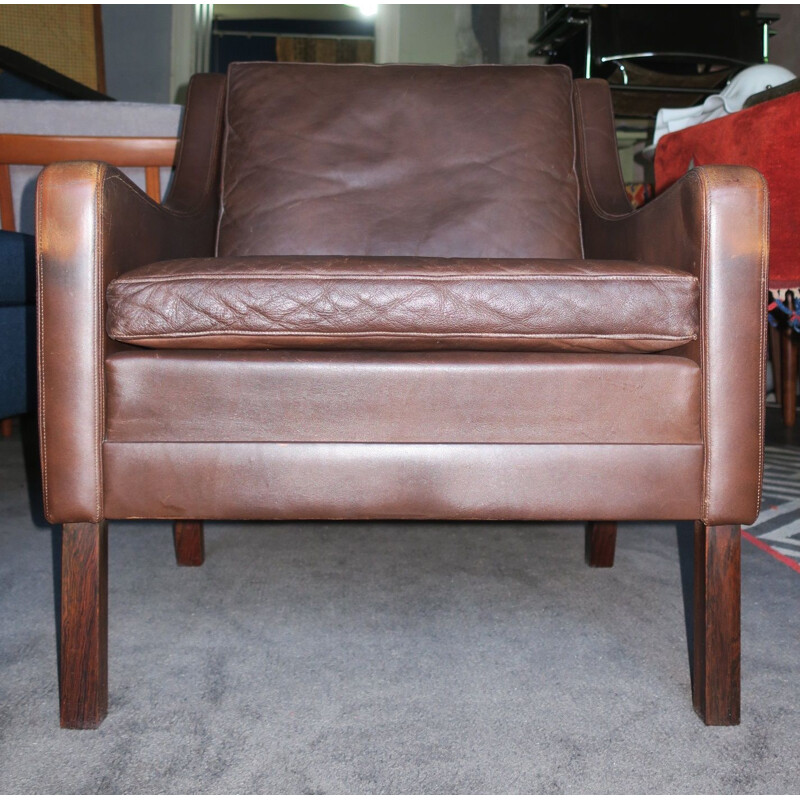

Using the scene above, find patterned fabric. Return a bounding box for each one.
[768,290,800,332]
[744,444,800,569]
[654,92,800,289]
[625,183,654,209]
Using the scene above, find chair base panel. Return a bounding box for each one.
[101,442,704,522]
[105,350,702,446]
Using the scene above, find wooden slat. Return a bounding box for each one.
[144,166,161,202]
[0,163,15,230]
[0,133,177,167]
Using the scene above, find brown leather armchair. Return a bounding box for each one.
[36,64,767,729]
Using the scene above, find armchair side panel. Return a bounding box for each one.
[573,80,768,525]
[36,74,226,523]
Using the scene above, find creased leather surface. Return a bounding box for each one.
[103,442,704,521]
[106,256,699,352]
[218,63,583,259]
[573,79,768,525]
[105,350,702,444]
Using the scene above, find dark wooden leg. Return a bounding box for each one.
[585,522,617,567]
[769,321,782,404]
[60,521,108,729]
[173,521,204,566]
[1,418,12,437]
[693,522,741,726]
[781,297,797,427]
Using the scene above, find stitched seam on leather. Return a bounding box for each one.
[203,80,226,206]
[574,87,605,221]
[167,76,192,200]
[95,166,105,521]
[164,78,225,219]
[755,172,768,521]
[112,274,699,284]
[217,67,234,257]
[599,81,632,213]
[698,170,711,521]
[574,85,667,225]
[97,170,203,220]
[96,75,225,223]
[116,331,696,341]
[568,80,585,259]
[36,168,49,519]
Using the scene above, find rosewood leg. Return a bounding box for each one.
[60,521,108,728]
[173,521,204,566]
[1,418,12,437]
[693,522,741,725]
[585,522,617,567]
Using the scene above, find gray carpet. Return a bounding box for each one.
[1,426,799,794]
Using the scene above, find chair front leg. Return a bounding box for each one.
[60,521,108,729]
[693,521,741,725]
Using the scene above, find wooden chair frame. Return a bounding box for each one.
[0,133,177,231]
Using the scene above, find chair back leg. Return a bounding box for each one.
[585,522,617,567]
[173,521,205,566]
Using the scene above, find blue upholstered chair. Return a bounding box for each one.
[0,230,35,433]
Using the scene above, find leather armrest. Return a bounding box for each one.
[574,79,769,525]
[37,74,225,524]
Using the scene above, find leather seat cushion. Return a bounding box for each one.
[106,256,699,352]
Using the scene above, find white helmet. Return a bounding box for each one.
[647,63,796,154]
[718,63,797,112]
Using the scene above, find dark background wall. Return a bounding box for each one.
[762,5,800,75]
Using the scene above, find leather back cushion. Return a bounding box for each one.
[218,63,582,259]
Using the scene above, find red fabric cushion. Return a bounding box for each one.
[655,92,800,289]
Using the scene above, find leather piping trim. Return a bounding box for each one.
[574,84,644,223]
[215,66,236,257]
[112,272,697,284]
[95,168,105,520]
[36,169,49,518]
[569,78,586,258]
[573,81,631,218]
[755,172,769,522]
[115,331,697,342]
[698,169,711,521]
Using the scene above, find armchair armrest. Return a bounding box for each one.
[573,79,769,525]
[37,74,225,523]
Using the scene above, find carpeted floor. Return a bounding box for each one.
[1,416,799,794]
